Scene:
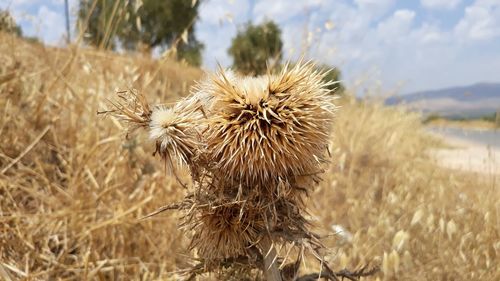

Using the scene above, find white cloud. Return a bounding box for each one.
[354,0,396,19]
[253,0,323,22]
[413,23,448,44]
[197,0,252,68]
[0,0,37,24]
[421,0,461,10]
[197,24,235,68]
[1,0,78,44]
[199,0,249,25]
[377,9,416,43]
[36,5,66,44]
[314,1,488,93]
[0,0,41,7]
[455,0,500,41]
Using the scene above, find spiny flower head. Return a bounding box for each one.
[149,95,206,167]
[189,203,262,260]
[201,62,336,185]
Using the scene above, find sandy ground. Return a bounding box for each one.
[430,133,500,174]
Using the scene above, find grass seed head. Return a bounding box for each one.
[105,89,153,134]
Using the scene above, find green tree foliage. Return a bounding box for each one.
[0,9,22,36]
[495,110,500,128]
[78,0,203,66]
[78,0,127,49]
[176,40,204,67]
[315,64,345,95]
[228,21,283,75]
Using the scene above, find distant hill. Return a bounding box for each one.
[386,83,500,119]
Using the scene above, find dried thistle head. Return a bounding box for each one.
[189,203,263,260]
[149,95,206,168]
[103,89,153,134]
[201,62,336,185]
[106,60,342,277]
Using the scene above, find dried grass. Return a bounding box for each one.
[1,32,499,280]
[317,99,499,280]
[0,32,200,280]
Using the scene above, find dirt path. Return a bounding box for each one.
[430,133,500,174]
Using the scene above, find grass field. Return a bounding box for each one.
[425,118,498,130]
[0,33,498,280]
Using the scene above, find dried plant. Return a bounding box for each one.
[104,61,376,280]
[149,96,205,168]
[101,89,153,134]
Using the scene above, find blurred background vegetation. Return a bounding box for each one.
[78,0,204,66]
[1,1,345,93]
[0,9,22,36]
[228,21,283,75]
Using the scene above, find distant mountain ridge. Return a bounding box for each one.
[386,82,500,118]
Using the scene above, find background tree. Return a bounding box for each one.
[78,0,130,49]
[176,39,204,67]
[0,9,22,36]
[496,109,500,128]
[228,21,283,76]
[78,0,203,66]
[315,64,345,95]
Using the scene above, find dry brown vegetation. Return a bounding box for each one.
[1,33,499,280]
[105,61,345,281]
[425,118,498,130]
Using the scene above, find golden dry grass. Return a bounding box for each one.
[318,100,499,280]
[0,32,200,280]
[1,33,499,280]
[426,118,497,130]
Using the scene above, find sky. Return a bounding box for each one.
[2,0,500,94]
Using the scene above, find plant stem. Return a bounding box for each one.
[259,236,282,281]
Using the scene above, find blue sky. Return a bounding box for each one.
[2,0,500,94]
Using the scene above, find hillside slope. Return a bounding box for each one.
[387,83,500,118]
